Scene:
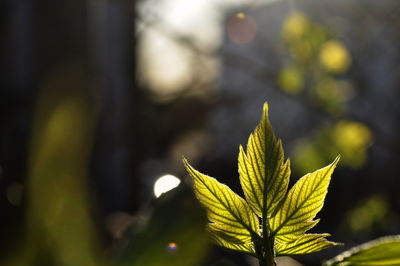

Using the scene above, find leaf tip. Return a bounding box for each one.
[262,102,269,118]
[182,157,194,175]
[238,144,245,154]
[182,156,189,166]
[263,101,269,111]
[331,155,341,168]
[285,157,291,167]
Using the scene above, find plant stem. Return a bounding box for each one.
[259,237,276,266]
[258,215,276,266]
[259,258,276,266]
[267,242,276,266]
[254,232,276,266]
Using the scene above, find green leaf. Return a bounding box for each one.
[276,234,339,256]
[238,103,291,218]
[183,159,259,254]
[324,235,400,266]
[208,225,256,255]
[270,156,340,244]
[183,102,341,259]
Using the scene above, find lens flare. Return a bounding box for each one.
[154,174,181,198]
[227,12,257,44]
[167,242,178,251]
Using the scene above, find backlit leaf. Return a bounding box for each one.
[238,103,290,218]
[208,225,256,255]
[324,235,400,266]
[270,157,340,243]
[276,234,339,256]
[183,102,341,260]
[183,159,259,253]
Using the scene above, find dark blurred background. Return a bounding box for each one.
[1,0,400,265]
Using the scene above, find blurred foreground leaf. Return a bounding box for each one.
[3,68,106,266]
[117,186,211,266]
[324,235,400,266]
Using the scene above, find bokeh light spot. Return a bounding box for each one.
[334,120,372,152]
[316,78,352,102]
[227,12,257,44]
[282,12,310,40]
[167,242,178,252]
[346,195,388,235]
[319,40,351,73]
[278,66,304,94]
[154,174,181,198]
[236,12,246,19]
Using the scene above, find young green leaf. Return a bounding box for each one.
[183,159,259,254]
[208,226,256,255]
[276,233,338,256]
[324,235,400,266]
[238,103,290,218]
[183,102,340,262]
[270,157,340,244]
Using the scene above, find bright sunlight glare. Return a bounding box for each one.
[154,174,181,198]
[138,0,279,100]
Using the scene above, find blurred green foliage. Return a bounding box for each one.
[278,12,373,173]
[345,195,389,236]
[279,11,352,114]
[292,120,372,173]
[1,69,212,266]
[117,187,210,266]
[3,70,106,266]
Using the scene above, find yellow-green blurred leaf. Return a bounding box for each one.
[5,67,108,266]
[324,235,400,266]
[120,187,211,266]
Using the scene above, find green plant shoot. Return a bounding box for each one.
[183,102,341,266]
